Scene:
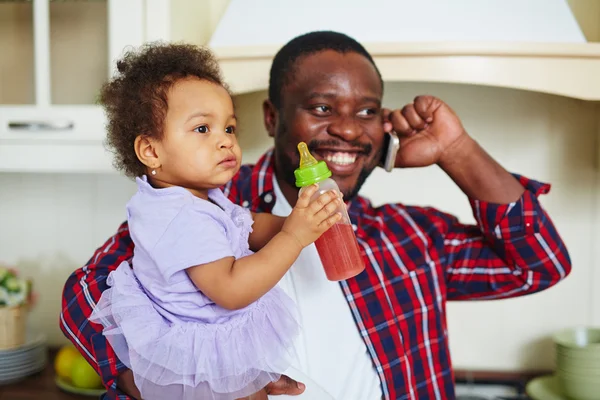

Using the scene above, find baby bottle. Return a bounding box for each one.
[294,142,365,281]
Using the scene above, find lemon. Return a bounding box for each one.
[70,356,103,389]
[54,345,81,380]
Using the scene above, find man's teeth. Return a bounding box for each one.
[324,152,357,166]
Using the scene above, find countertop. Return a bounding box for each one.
[0,349,549,400]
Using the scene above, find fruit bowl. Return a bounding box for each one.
[54,345,104,396]
[55,376,105,397]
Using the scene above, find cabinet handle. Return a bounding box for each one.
[8,121,74,131]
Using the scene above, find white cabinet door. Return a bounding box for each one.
[0,106,105,143]
[0,0,155,172]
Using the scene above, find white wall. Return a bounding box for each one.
[0,82,597,372]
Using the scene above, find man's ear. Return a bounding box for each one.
[134,135,161,170]
[263,99,278,138]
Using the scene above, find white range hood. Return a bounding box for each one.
[210,0,585,47]
[208,0,600,100]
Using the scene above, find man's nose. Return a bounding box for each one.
[327,116,361,141]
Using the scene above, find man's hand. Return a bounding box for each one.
[382,95,468,168]
[237,375,306,399]
[383,95,524,203]
[117,369,142,399]
[265,374,306,395]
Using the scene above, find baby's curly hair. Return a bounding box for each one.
[100,42,227,178]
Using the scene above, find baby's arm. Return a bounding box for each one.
[186,231,301,310]
[248,213,285,251]
[186,185,341,310]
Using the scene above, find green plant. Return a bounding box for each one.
[0,266,33,307]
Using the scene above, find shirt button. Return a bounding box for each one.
[264,193,273,203]
[242,200,249,208]
[352,224,358,231]
[526,223,531,227]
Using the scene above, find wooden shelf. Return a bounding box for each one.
[214,42,600,100]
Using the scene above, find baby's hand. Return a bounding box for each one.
[281,184,342,248]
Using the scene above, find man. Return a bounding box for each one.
[60,31,570,400]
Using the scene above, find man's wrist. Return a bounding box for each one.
[436,132,477,173]
[436,132,525,203]
[117,369,141,399]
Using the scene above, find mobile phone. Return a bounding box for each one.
[380,131,400,172]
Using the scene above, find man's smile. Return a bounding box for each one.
[309,142,372,175]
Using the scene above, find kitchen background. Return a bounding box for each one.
[0,0,599,375]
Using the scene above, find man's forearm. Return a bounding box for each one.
[438,134,525,203]
[117,369,141,399]
[248,213,286,251]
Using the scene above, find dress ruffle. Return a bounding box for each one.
[230,205,254,256]
[90,263,300,400]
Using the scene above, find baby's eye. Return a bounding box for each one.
[225,126,236,134]
[194,125,208,134]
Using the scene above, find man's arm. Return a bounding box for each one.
[116,370,142,399]
[384,96,571,298]
[435,129,571,299]
[59,221,139,399]
[419,175,571,300]
[248,212,286,251]
[438,134,525,204]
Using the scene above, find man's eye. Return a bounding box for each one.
[357,109,376,117]
[313,105,331,114]
[225,126,236,134]
[194,125,208,133]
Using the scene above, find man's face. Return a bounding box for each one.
[269,50,385,200]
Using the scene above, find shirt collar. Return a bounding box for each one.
[249,149,276,212]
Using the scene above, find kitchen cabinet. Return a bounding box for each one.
[3,0,600,171]
[0,0,170,173]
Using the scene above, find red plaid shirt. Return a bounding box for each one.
[60,149,570,400]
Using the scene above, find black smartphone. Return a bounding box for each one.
[379,131,400,172]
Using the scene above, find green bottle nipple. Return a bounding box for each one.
[294,142,332,187]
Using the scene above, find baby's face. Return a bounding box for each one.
[153,77,241,197]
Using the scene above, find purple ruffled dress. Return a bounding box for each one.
[89,176,299,400]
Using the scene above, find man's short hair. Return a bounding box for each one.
[268,31,383,109]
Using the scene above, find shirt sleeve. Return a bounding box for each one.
[151,207,235,282]
[441,174,572,300]
[59,222,136,400]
